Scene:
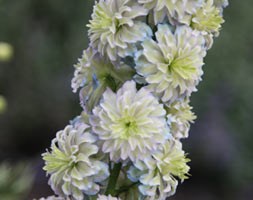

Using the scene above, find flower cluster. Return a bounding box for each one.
[40,0,228,199]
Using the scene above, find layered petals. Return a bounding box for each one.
[90,81,170,162]
[128,140,190,199]
[136,24,206,103]
[43,122,109,200]
[88,0,152,61]
[166,98,196,139]
[138,0,201,25]
[191,0,225,35]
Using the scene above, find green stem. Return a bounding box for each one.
[115,181,139,195]
[105,162,122,196]
[88,196,97,200]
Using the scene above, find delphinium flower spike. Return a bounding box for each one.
[39,0,228,199]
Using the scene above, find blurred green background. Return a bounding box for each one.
[0,0,252,199]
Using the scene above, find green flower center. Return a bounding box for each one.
[125,120,137,129]
[119,118,139,139]
[168,57,197,80]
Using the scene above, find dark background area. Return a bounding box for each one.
[0,0,252,199]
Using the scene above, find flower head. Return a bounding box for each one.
[136,24,206,103]
[154,140,190,180]
[87,0,152,61]
[43,123,109,200]
[128,139,190,199]
[90,81,170,162]
[191,0,225,35]
[166,98,196,139]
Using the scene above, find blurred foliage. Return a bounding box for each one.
[0,95,7,113]
[0,42,13,61]
[0,0,93,157]
[0,0,252,199]
[0,162,33,200]
[192,0,253,184]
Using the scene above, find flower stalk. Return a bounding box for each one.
[105,163,122,196]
